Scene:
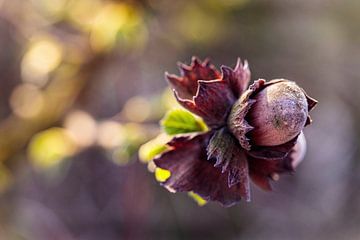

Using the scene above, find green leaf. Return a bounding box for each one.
[188,191,207,206]
[161,109,208,135]
[155,168,171,182]
[138,134,170,163]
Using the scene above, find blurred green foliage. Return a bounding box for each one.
[28,128,75,170]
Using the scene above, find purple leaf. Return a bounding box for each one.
[154,132,249,206]
[207,128,250,200]
[221,58,251,98]
[166,57,221,99]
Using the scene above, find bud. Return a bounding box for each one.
[247,80,308,146]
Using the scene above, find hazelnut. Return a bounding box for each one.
[247,80,308,146]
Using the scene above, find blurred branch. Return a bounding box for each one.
[0,54,105,163]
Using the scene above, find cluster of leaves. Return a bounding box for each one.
[139,108,208,205]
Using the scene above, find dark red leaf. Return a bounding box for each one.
[247,136,298,160]
[206,128,250,200]
[174,79,235,128]
[166,57,221,99]
[248,152,294,191]
[221,58,251,98]
[154,132,249,207]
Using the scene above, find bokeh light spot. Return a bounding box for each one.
[97,121,126,149]
[111,147,131,166]
[122,96,151,122]
[21,36,63,86]
[30,0,67,20]
[64,110,97,148]
[90,3,130,51]
[124,123,147,144]
[10,83,44,118]
[28,128,76,170]
[66,0,102,30]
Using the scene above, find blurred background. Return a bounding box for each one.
[0,0,359,239]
